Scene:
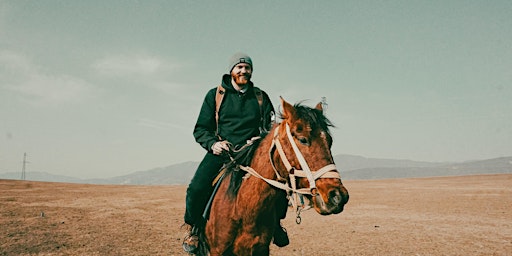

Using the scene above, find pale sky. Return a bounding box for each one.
[1,0,511,179]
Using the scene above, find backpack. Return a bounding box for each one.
[215,85,264,133]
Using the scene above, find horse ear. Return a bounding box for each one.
[280,96,295,120]
[315,102,323,111]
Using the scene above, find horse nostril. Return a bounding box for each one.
[329,190,342,205]
[328,188,349,205]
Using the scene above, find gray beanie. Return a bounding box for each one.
[228,52,253,73]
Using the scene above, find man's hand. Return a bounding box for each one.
[211,141,230,155]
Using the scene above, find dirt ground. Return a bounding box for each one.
[1,174,511,256]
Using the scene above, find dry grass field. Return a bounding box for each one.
[1,174,511,256]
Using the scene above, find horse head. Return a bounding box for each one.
[273,97,349,215]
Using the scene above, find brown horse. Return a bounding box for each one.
[200,97,349,255]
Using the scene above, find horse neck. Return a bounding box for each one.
[249,124,286,181]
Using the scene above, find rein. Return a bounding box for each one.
[238,123,341,223]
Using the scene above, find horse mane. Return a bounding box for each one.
[280,102,335,133]
[226,169,245,199]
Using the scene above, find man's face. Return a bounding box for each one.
[231,63,252,85]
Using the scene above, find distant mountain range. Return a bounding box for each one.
[337,155,512,180]
[1,155,511,185]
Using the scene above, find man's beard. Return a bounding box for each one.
[232,73,251,85]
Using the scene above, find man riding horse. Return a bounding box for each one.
[182,53,289,253]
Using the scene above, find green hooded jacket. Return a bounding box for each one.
[193,74,274,152]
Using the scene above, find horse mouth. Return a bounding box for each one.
[312,186,349,215]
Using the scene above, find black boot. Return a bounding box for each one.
[272,222,289,247]
[182,223,199,253]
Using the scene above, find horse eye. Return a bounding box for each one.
[298,137,309,146]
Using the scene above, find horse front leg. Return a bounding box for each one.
[232,226,273,256]
[206,221,237,256]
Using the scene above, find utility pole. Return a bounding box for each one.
[21,152,28,180]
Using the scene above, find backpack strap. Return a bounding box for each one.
[253,87,264,127]
[215,85,225,134]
